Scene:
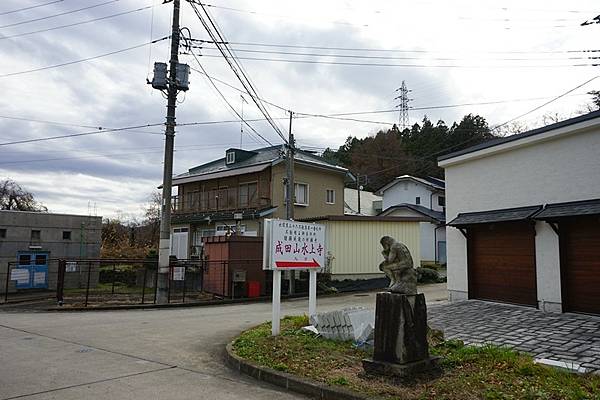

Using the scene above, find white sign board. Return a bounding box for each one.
[65,262,78,272]
[10,269,29,284]
[172,266,185,281]
[263,219,326,271]
[33,272,46,286]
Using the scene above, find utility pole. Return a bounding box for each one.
[356,174,361,215]
[285,111,296,294]
[157,0,182,304]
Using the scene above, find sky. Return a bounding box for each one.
[0,0,598,219]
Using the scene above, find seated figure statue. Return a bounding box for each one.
[379,236,417,295]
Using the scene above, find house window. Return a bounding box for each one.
[326,189,335,204]
[438,196,446,207]
[31,230,41,240]
[0,228,6,239]
[239,182,258,207]
[19,254,31,265]
[295,183,309,205]
[415,197,421,205]
[284,182,309,206]
[226,151,235,164]
[62,231,72,240]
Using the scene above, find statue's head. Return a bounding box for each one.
[380,235,395,250]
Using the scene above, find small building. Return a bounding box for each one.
[438,110,600,314]
[0,210,102,294]
[169,146,348,259]
[343,188,382,216]
[299,215,424,280]
[377,175,446,264]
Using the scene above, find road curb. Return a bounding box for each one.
[224,342,368,400]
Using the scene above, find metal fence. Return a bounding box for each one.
[2,257,278,307]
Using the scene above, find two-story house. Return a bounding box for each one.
[377,175,446,265]
[169,146,348,259]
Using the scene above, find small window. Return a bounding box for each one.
[226,151,235,164]
[62,231,72,240]
[415,197,421,205]
[438,196,446,207]
[19,254,31,265]
[0,228,6,239]
[35,254,47,265]
[31,230,41,240]
[326,189,335,204]
[284,182,309,206]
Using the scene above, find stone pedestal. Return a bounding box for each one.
[362,292,440,377]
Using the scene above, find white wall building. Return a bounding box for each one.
[439,111,600,314]
[343,188,382,216]
[377,176,446,264]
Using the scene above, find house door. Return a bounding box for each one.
[437,241,447,264]
[14,252,49,289]
[560,217,600,315]
[170,228,189,260]
[467,222,537,307]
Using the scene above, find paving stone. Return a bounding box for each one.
[428,300,600,372]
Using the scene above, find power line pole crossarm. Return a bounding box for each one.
[157,0,182,304]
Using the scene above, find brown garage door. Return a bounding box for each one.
[467,221,537,306]
[561,217,600,315]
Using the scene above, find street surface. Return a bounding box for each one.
[0,284,447,400]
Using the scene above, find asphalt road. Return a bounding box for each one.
[0,283,447,400]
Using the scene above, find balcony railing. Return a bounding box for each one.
[171,188,269,214]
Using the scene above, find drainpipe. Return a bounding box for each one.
[429,191,434,210]
[433,223,444,264]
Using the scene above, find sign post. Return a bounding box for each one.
[263,219,326,336]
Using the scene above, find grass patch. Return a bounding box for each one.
[232,316,600,400]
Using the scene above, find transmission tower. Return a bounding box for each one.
[394,80,412,130]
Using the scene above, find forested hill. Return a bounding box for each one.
[321,114,499,192]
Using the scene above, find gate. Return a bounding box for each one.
[13,252,50,289]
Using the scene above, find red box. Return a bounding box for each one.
[247,281,261,298]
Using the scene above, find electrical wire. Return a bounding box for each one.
[223,41,600,56]
[199,53,599,69]
[0,0,120,29]
[188,1,288,143]
[0,5,154,41]
[492,75,600,130]
[185,41,274,146]
[0,123,165,147]
[0,36,169,78]
[0,0,65,16]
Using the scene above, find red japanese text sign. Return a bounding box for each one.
[263,219,326,270]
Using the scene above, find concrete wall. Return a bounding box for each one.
[321,220,420,278]
[381,180,444,212]
[441,125,600,309]
[0,211,102,293]
[271,163,345,220]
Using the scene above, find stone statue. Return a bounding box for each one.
[379,236,417,295]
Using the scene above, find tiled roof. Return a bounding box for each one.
[379,203,445,223]
[534,198,600,220]
[448,205,542,226]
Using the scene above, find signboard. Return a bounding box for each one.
[263,219,326,271]
[232,270,247,282]
[172,266,185,281]
[10,268,29,285]
[65,262,78,272]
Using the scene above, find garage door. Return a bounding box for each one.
[561,217,600,315]
[467,221,537,306]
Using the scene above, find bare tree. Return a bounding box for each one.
[0,179,47,212]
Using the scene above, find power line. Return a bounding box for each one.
[493,75,600,130]
[222,41,600,56]
[0,0,119,29]
[0,37,169,78]
[0,114,164,134]
[0,0,65,16]
[199,53,600,69]
[188,1,288,143]
[0,5,154,41]
[0,123,165,147]
[183,39,274,147]
[199,46,595,62]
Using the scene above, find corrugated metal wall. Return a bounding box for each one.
[324,221,420,276]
